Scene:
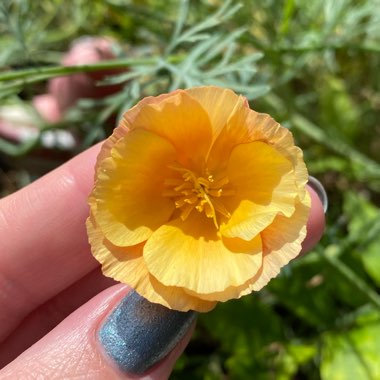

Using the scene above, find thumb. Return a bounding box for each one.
[1,285,196,380]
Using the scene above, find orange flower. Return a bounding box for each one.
[87,86,310,312]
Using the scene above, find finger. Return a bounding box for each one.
[301,184,326,254]
[0,144,101,341]
[0,268,116,368]
[1,285,196,379]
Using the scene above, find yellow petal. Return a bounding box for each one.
[147,275,217,312]
[206,104,308,198]
[220,141,298,240]
[183,273,261,302]
[92,129,176,246]
[143,212,263,294]
[128,90,213,170]
[96,91,177,170]
[245,111,309,199]
[87,200,146,282]
[252,193,311,291]
[86,208,216,312]
[205,96,251,172]
[186,86,247,141]
[186,196,310,301]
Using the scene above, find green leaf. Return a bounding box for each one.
[343,192,380,286]
[321,322,380,379]
[200,295,285,378]
[319,76,361,143]
[274,342,317,380]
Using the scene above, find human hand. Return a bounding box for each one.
[0,144,326,379]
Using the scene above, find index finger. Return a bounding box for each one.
[0,144,101,341]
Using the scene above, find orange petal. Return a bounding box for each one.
[128,90,213,170]
[252,193,311,291]
[220,140,298,240]
[245,111,309,199]
[96,91,177,170]
[187,196,310,301]
[92,129,176,246]
[86,209,216,312]
[186,86,247,142]
[205,95,251,172]
[143,212,263,294]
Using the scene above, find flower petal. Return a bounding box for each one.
[144,212,263,294]
[205,95,251,172]
[186,86,247,141]
[96,91,177,169]
[245,111,309,199]
[92,128,176,246]
[220,140,298,240]
[147,275,217,312]
[128,90,213,170]
[185,196,310,301]
[86,208,216,312]
[252,193,311,291]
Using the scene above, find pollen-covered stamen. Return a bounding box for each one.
[163,163,234,228]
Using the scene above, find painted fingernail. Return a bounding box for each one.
[308,176,328,213]
[99,290,196,375]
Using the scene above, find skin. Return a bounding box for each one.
[0,143,325,379]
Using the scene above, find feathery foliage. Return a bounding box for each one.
[1,1,380,379]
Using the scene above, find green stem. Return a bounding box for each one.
[263,43,380,54]
[0,55,183,82]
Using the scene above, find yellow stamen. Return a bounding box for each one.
[164,163,235,229]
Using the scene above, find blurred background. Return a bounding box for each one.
[1,0,380,378]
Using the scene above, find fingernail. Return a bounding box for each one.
[99,290,196,375]
[308,176,328,213]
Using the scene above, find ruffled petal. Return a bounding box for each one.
[86,205,216,312]
[147,275,217,312]
[96,91,177,170]
[246,111,308,199]
[185,196,310,301]
[252,193,311,290]
[186,86,247,142]
[92,129,176,246]
[143,212,263,294]
[205,96,251,172]
[128,90,213,170]
[220,141,298,240]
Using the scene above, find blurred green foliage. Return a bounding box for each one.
[1,0,380,378]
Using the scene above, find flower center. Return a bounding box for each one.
[163,163,234,228]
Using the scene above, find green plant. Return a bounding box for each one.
[1,1,380,378]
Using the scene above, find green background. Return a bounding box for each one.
[1,1,380,378]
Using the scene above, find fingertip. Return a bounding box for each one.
[98,290,196,377]
[144,322,195,380]
[301,185,326,254]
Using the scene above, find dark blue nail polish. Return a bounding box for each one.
[99,290,196,375]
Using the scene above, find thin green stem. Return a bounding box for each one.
[0,55,183,82]
[264,43,380,54]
